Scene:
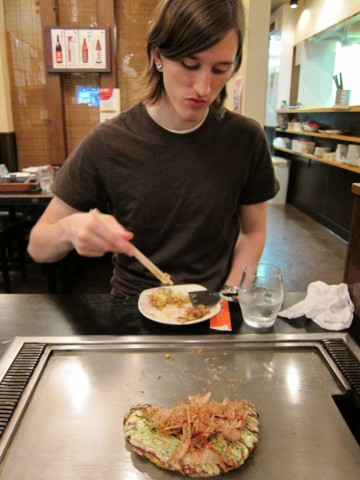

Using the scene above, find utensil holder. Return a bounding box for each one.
[335,89,350,106]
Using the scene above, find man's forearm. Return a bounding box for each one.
[224,232,266,287]
[27,220,74,263]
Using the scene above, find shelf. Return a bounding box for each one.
[274,147,360,175]
[276,106,360,114]
[274,128,360,143]
[352,183,360,196]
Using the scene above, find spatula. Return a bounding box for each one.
[189,289,238,307]
[188,290,222,307]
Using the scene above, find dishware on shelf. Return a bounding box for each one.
[314,147,332,157]
[291,139,315,154]
[302,122,319,132]
[318,129,342,135]
[346,144,360,167]
[336,144,348,162]
[323,152,336,162]
[288,121,302,131]
[273,137,291,149]
[238,263,284,329]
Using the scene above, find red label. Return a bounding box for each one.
[210,300,232,331]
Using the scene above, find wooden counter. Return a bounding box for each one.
[344,183,360,287]
[352,183,360,196]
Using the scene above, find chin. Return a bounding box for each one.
[182,109,206,124]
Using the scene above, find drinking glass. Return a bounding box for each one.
[238,263,284,329]
[38,167,54,193]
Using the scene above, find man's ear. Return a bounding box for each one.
[152,46,162,64]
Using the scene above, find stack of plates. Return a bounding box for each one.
[346,144,360,167]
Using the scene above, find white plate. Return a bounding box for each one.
[138,284,221,325]
[22,166,49,173]
[318,129,341,135]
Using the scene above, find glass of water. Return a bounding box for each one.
[238,263,284,329]
[38,167,54,193]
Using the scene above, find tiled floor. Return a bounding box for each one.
[261,204,348,292]
[1,204,348,294]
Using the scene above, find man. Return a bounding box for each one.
[28,0,278,295]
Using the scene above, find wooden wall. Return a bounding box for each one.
[3,0,157,169]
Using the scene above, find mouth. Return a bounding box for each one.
[186,97,208,109]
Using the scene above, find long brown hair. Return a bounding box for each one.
[137,0,245,116]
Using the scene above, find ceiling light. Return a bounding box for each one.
[290,0,298,8]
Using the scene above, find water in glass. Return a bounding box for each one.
[38,167,54,193]
[238,263,284,329]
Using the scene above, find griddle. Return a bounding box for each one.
[0,333,359,479]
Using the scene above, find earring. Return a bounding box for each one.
[156,63,163,72]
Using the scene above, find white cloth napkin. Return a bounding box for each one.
[278,281,354,331]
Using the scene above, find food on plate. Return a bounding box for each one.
[123,391,260,477]
[177,304,211,323]
[149,286,188,309]
[148,287,211,323]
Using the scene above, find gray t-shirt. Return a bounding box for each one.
[52,103,278,294]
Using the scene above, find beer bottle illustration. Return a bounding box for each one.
[95,37,102,63]
[55,35,62,63]
[67,36,73,63]
[82,38,89,63]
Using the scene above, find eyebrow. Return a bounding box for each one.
[185,54,235,66]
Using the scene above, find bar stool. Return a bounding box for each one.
[0,217,27,293]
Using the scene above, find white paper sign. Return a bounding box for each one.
[99,88,121,122]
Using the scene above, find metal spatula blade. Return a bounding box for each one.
[189,290,221,307]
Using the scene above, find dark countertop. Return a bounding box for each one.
[0,293,359,358]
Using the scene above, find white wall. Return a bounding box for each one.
[275,6,298,107]
[0,0,14,132]
[227,0,360,124]
[265,5,299,125]
[294,0,360,44]
[225,0,271,126]
[295,1,360,107]
[297,50,336,107]
[265,0,360,117]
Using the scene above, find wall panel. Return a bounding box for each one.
[3,0,158,168]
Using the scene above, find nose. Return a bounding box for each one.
[193,70,212,97]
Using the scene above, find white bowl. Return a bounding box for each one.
[302,125,319,132]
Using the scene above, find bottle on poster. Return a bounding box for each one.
[65,30,79,67]
[55,35,62,63]
[92,29,106,68]
[95,36,102,63]
[51,29,65,67]
[82,38,89,63]
[79,30,94,66]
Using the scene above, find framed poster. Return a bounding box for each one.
[44,26,111,72]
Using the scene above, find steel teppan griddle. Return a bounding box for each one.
[0,334,359,479]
